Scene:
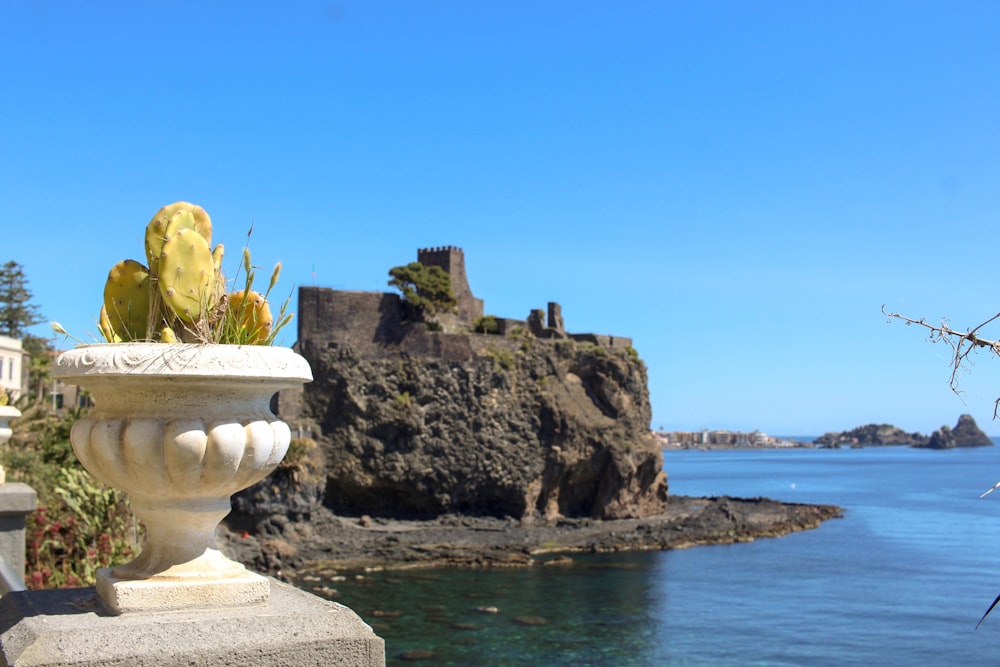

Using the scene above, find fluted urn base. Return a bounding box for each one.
[53,343,313,614]
[97,498,268,613]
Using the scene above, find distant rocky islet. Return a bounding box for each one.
[813,414,993,449]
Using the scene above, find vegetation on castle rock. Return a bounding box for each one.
[387,262,457,318]
[472,315,500,334]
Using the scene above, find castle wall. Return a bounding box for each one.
[296,251,633,365]
[298,287,403,348]
[569,333,634,350]
[495,318,527,335]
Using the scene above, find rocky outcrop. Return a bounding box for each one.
[814,424,928,448]
[918,414,993,449]
[814,415,993,450]
[291,327,667,521]
[220,495,844,576]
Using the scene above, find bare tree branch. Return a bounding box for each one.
[882,305,1000,415]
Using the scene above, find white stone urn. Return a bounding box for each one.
[0,405,21,485]
[53,342,312,613]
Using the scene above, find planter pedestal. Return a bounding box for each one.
[54,343,313,614]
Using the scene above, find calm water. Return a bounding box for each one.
[294,445,1000,666]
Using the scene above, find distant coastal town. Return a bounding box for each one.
[653,429,812,449]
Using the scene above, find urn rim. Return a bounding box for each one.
[52,342,313,385]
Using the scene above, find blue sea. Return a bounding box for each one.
[295,444,1000,666]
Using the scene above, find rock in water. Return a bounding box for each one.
[922,414,993,449]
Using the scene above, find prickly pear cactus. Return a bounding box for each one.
[103,259,151,341]
[158,227,216,324]
[93,201,285,344]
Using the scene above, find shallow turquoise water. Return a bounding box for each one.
[295,445,1000,666]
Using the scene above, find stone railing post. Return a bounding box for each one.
[0,482,36,584]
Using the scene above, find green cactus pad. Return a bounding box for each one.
[103,259,151,341]
[158,227,216,323]
[145,202,212,272]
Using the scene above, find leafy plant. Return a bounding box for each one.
[26,467,138,589]
[74,202,291,345]
[472,315,500,335]
[4,406,139,589]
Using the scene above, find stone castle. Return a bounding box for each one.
[296,245,633,353]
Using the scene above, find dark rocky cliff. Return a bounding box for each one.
[287,326,667,521]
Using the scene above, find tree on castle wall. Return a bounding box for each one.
[388,262,457,319]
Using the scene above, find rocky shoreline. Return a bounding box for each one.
[220,495,844,578]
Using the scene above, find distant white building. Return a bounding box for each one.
[0,336,25,401]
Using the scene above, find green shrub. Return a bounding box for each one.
[507,326,534,340]
[278,437,320,483]
[5,406,139,589]
[486,346,516,370]
[472,315,500,335]
[27,467,137,589]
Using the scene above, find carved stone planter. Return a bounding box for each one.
[53,343,312,613]
[0,405,20,485]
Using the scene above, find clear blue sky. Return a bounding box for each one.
[4,1,1000,436]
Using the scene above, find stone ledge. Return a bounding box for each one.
[0,484,37,516]
[0,578,385,666]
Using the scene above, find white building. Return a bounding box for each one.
[0,336,25,401]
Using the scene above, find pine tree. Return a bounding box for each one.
[0,261,43,338]
[387,262,457,317]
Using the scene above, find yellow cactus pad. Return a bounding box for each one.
[226,289,273,344]
[158,227,216,324]
[103,259,150,341]
[145,202,212,272]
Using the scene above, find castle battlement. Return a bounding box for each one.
[297,247,631,353]
[417,245,463,256]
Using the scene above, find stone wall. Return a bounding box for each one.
[298,287,405,353]
[569,333,634,350]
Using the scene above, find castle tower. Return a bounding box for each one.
[416,246,484,323]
